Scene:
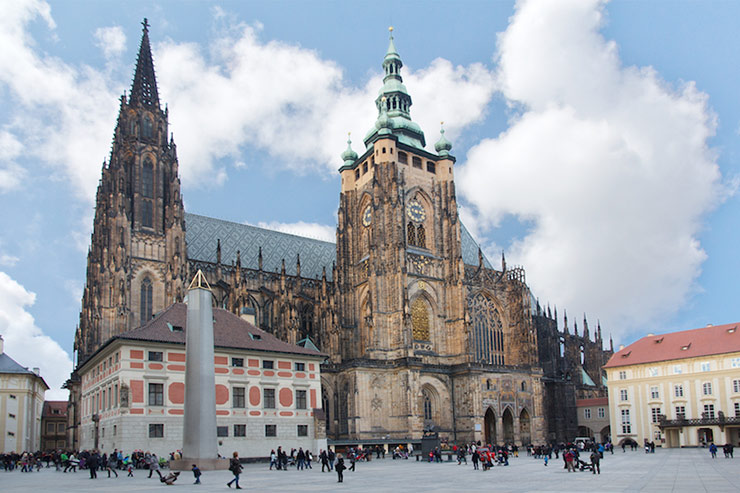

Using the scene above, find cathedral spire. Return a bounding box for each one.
[129,18,160,109]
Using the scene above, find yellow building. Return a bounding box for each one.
[605,322,740,448]
[0,336,49,453]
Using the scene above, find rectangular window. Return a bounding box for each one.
[648,367,658,377]
[620,409,631,434]
[233,387,246,408]
[584,408,591,419]
[294,362,305,371]
[265,424,277,437]
[701,362,711,372]
[618,371,627,380]
[296,390,307,410]
[115,384,119,407]
[398,151,408,164]
[620,389,628,401]
[58,423,66,433]
[732,357,740,368]
[363,162,368,174]
[650,386,660,399]
[149,424,164,438]
[148,383,164,406]
[733,380,740,393]
[142,200,153,228]
[47,422,55,433]
[735,402,740,417]
[9,394,16,399]
[354,169,360,181]
[702,382,712,395]
[113,425,117,436]
[217,426,228,437]
[115,353,119,364]
[597,407,605,419]
[232,358,244,367]
[426,161,436,173]
[673,365,682,374]
[264,389,275,409]
[148,351,163,362]
[262,360,274,369]
[703,404,715,419]
[674,385,684,397]
[651,407,662,423]
[675,406,685,419]
[102,390,106,410]
[412,156,422,169]
[297,424,308,437]
[234,424,246,437]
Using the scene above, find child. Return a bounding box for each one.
[543,455,548,466]
[191,464,202,484]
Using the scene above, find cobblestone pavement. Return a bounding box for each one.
[0,448,738,492]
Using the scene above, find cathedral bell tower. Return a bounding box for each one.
[335,28,466,364]
[75,19,187,364]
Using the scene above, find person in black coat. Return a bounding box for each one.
[87,451,99,479]
[335,455,346,483]
[227,452,243,489]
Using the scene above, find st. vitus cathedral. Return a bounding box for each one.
[72,22,612,445]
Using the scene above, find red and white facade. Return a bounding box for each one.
[77,303,326,458]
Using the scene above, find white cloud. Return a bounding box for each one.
[94,26,126,61]
[0,253,19,267]
[0,0,122,201]
[0,271,72,400]
[252,220,335,243]
[155,21,497,188]
[458,0,723,342]
[0,130,25,192]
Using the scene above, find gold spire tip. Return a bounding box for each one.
[188,269,212,291]
[389,26,394,33]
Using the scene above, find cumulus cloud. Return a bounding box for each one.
[155,21,496,187]
[94,26,126,61]
[0,253,20,267]
[458,0,722,341]
[252,220,335,243]
[0,271,72,399]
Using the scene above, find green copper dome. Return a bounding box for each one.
[341,134,358,165]
[435,125,453,156]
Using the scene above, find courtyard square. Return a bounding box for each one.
[1,448,738,492]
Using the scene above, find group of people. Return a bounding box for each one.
[708,442,735,458]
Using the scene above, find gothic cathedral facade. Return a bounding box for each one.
[72,22,611,447]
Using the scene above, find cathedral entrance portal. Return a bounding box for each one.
[484,408,496,445]
[502,408,514,444]
[519,408,531,445]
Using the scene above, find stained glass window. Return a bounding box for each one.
[140,278,153,325]
[407,222,416,246]
[416,225,426,248]
[468,292,505,365]
[411,297,430,340]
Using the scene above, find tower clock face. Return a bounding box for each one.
[362,206,372,227]
[406,199,426,222]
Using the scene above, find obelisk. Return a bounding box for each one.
[173,270,226,470]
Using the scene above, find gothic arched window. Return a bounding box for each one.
[300,304,314,339]
[416,225,426,248]
[140,278,153,325]
[407,222,416,246]
[468,292,505,365]
[142,159,154,198]
[142,200,153,228]
[142,116,153,139]
[423,390,433,421]
[263,300,273,331]
[411,297,430,341]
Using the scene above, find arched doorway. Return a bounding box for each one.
[578,426,594,438]
[600,425,611,443]
[698,428,714,445]
[502,407,514,444]
[520,408,531,445]
[484,408,497,445]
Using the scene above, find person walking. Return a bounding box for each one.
[590,450,600,474]
[335,454,346,483]
[148,453,162,479]
[87,451,99,479]
[471,449,480,470]
[709,443,718,458]
[227,451,243,489]
[106,451,119,478]
[564,449,576,472]
[320,449,329,472]
[191,464,202,484]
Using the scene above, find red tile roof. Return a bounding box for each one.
[604,322,740,368]
[117,303,326,359]
[42,400,68,418]
[576,397,608,407]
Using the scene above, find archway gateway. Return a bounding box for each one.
[502,407,515,444]
[484,408,496,445]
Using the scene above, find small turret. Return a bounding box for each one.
[435,122,453,157]
[340,133,358,167]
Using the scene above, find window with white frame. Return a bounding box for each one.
[675,406,685,419]
[673,365,682,374]
[648,367,658,377]
[618,371,627,380]
[735,402,740,417]
[702,382,712,395]
[651,407,662,423]
[597,407,605,419]
[703,404,715,419]
[700,362,711,372]
[650,386,660,399]
[584,408,591,419]
[674,385,684,398]
[731,357,740,368]
[621,409,631,434]
[620,389,628,401]
[733,380,740,393]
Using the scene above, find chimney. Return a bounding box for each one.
[32,367,40,376]
[619,344,625,351]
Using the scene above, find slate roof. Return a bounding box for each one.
[0,352,38,374]
[184,213,493,279]
[115,303,326,359]
[604,322,740,368]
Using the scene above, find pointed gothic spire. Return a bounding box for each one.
[597,320,602,342]
[564,310,569,334]
[574,320,579,337]
[609,333,614,352]
[501,250,507,272]
[583,314,590,339]
[129,18,160,109]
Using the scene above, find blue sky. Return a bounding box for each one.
[0,0,738,398]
